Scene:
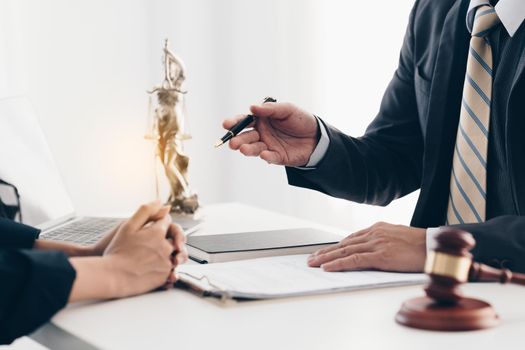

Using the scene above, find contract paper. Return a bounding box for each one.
[177,254,427,300]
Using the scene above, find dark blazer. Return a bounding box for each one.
[286,0,525,272]
[0,218,75,344]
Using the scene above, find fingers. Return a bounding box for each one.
[223,114,253,130]
[90,221,124,255]
[311,242,342,257]
[150,205,171,221]
[308,242,372,267]
[322,252,379,272]
[311,226,374,257]
[312,235,369,257]
[167,224,188,265]
[165,268,177,286]
[162,225,184,288]
[123,201,165,233]
[161,240,177,289]
[160,239,174,257]
[341,225,374,242]
[223,102,296,131]
[147,213,173,237]
[249,102,295,120]
[260,150,283,165]
[239,142,268,156]
[230,130,269,157]
[229,130,260,150]
[307,226,377,270]
[167,224,185,250]
[106,221,123,237]
[173,250,188,266]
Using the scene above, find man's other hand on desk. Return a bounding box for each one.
[223,102,319,167]
[307,222,426,273]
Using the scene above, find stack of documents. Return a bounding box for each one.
[177,254,427,300]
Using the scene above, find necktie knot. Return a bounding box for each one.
[470,5,501,37]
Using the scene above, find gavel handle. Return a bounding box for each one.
[470,262,525,286]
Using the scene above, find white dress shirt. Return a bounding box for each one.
[299,0,525,251]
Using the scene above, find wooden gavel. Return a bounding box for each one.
[396,227,525,331]
[424,228,525,304]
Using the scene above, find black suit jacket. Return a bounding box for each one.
[0,218,75,344]
[286,0,525,272]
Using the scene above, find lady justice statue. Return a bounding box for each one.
[147,39,199,214]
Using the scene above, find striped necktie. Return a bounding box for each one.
[446,5,500,225]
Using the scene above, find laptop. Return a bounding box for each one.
[0,96,198,245]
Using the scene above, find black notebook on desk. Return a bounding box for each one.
[186,228,342,263]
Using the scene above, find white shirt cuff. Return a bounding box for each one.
[295,117,330,169]
[426,227,440,253]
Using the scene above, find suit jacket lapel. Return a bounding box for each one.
[412,0,470,227]
[508,32,525,106]
[505,27,525,215]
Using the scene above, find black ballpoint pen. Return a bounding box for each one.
[214,97,276,148]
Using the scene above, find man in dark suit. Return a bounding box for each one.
[223,0,525,273]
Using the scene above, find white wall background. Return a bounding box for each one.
[0,0,419,232]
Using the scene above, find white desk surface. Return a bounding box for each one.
[39,203,525,349]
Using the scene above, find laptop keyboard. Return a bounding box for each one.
[42,217,122,245]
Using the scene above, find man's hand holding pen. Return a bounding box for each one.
[220,101,320,167]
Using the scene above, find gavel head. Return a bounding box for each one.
[423,228,475,304]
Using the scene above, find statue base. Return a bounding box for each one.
[395,296,499,331]
[168,193,199,215]
[170,206,203,235]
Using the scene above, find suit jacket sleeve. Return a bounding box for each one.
[285,1,424,206]
[454,216,525,273]
[0,219,76,345]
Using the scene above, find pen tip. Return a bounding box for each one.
[214,140,224,148]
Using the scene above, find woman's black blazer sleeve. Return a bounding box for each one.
[0,218,76,345]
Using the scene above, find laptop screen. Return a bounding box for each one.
[0,96,75,226]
